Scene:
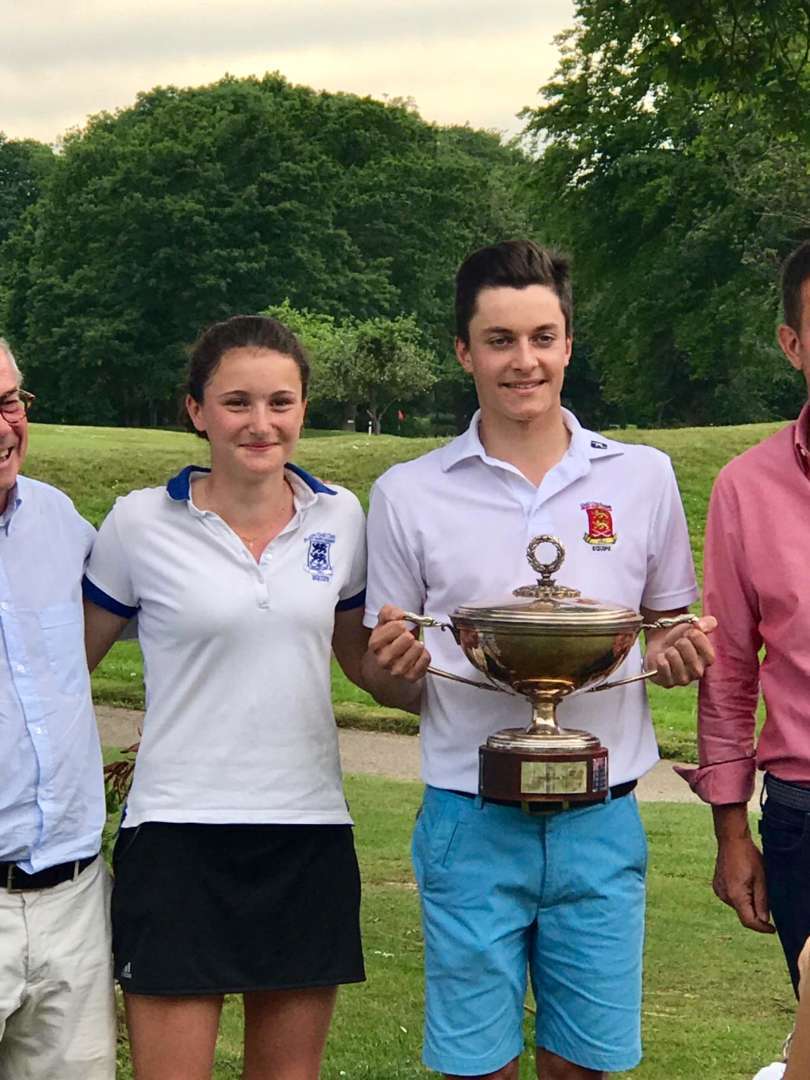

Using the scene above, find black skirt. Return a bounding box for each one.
[111,821,365,995]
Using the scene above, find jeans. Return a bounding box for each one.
[760,786,810,995]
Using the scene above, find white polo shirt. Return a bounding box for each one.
[364,409,698,792]
[84,464,366,827]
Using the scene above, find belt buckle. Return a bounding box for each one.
[6,865,26,893]
[4,859,83,892]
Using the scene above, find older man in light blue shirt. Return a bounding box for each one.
[0,339,115,1080]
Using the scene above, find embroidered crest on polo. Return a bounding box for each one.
[581,502,617,549]
[305,532,336,582]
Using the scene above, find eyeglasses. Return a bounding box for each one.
[0,390,35,422]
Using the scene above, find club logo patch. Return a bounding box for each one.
[305,532,336,582]
[581,502,617,549]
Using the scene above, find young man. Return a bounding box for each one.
[680,241,810,996]
[0,338,115,1079]
[362,241,715,1080]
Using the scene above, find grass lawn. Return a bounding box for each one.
[110,775,793,1079]
[28,419,783,760]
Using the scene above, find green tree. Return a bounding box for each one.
[341,315,437,435]
[540,2,810,141]
[266,301,436,434]
[521,1,810,426]
[1,75,535,428]
[263,298,355,428]
[0,136,56,331]
[0,135,55,247]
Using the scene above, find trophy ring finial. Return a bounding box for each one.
[526,535,565,584]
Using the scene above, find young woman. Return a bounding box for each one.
[83,315,369,1080]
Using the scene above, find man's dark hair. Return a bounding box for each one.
[782,241,810,333]
[184,314,310,439]
[454,240,573,344]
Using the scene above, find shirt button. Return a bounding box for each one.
[14,663,25,674]
[0,602,8,611]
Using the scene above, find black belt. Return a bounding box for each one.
[764,774,810,813]
[450,780,637,815]
[2,854,97,893]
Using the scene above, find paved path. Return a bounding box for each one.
[96,705,762,808]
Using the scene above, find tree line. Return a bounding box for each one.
[0,76,532,432]
[2,1,809,433]
[523,0,810,427]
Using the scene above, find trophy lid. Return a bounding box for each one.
[451,536,643,635]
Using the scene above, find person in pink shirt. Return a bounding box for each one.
[679,240,810,994]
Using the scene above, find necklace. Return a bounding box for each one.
[196,476,294,541]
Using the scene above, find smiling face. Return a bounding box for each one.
[0,350,28,511]
[185,346,307,481]
[455,284,572,432]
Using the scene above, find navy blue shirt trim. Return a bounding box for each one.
[166,465,210,501]
[165,463,336,499]
[82,576,140,619]
[336,588,366,612]
[285,463,337,495]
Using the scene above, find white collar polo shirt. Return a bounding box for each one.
[83,464,366,827]
[364,409,698,793]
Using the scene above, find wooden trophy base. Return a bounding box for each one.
[479,735,609,804]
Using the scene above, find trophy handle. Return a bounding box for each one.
[426,666,504,692]
[401,612,505,694]
[586,613,700,693]
[640,613,699,631]
[402,611,455,635]
[585,668,658,693]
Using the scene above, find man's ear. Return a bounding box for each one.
[778,324,803,372]
[455,337,473,374]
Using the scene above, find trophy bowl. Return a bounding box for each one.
[405,535,694,805]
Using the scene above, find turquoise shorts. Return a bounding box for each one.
[412,785,647,1076]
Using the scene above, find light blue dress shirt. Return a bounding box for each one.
[0,476,104,873]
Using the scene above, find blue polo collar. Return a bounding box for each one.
[285,463,337,495]
[166,463,336,501]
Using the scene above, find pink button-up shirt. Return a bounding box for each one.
[677,402,810,804]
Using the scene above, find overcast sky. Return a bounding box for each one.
[2,0,576,145]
